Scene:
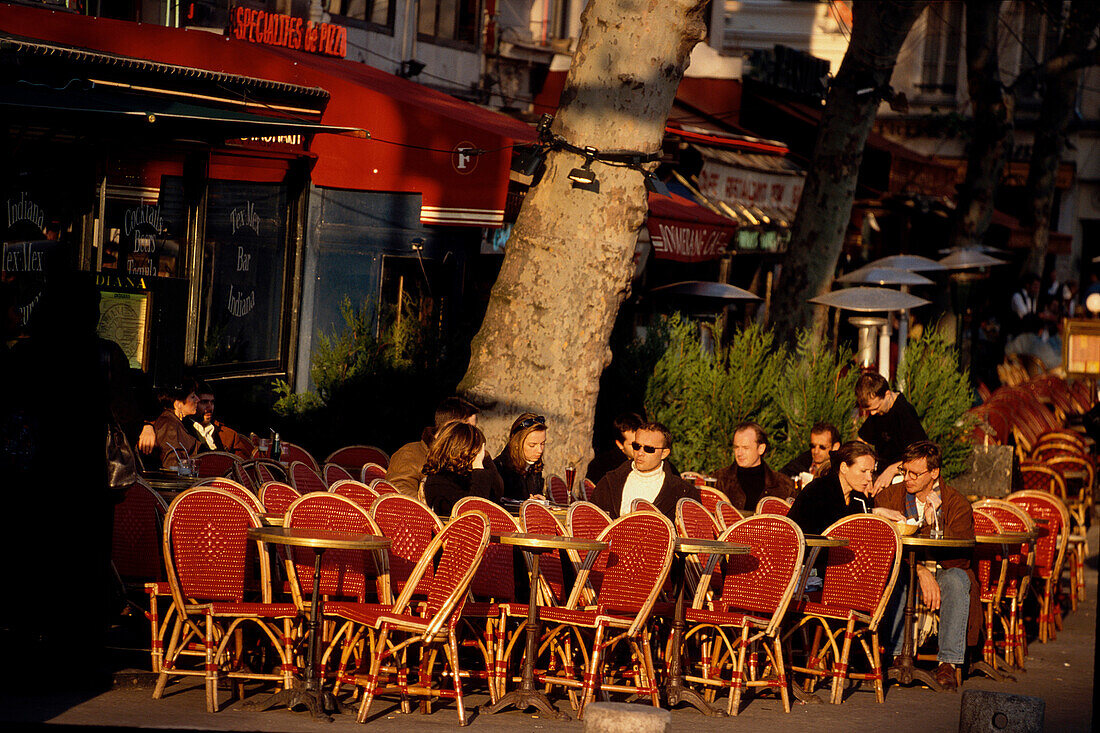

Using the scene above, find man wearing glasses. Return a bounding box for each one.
[781,421,841,482]
[875,441,978,692]
[591,421,697,519]
[713,422,795,510]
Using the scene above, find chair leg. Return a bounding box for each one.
[446,633,467,726]
[153,615,183,700]
[205,612,217,713]
[641,633,661,708]
[577,624,607,720]
[357,626,389,724]
[869,631,884,704]
[772,636,790,713]
[728,627,749,716]
[830,617,855,705]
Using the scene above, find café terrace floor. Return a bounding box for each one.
[3,529,1094,733]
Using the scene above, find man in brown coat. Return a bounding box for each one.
[874,440,978,692]
[386,397,479,497]
[713,422,795,510]
[190,382,253,459]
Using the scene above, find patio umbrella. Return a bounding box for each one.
[866,254,948,272]
[837,266,934,286]
[649,281,762,301]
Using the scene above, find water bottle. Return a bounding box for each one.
[272,431,282,462]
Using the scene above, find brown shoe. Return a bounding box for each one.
[934,662,958,692]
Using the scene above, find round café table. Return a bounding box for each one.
[245,527,390,720]
[886,535,975,692]
[667,537,750,716]
[483,532,606,720]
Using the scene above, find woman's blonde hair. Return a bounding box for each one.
[424,421,485,476]
[504,412,547,473]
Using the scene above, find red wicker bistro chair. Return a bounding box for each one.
[785,514,901,705]
[451,496,522,698]
[715,501,744,530]
[283,493,390,675]
[326,445,390,472]
[330,480,382,511]
[699,487,731,517]
[153,488,298,712]
[233,461,259,493]
[579,478,595,502]
[675,497,721,599]
[684,515,805,715]
[1006,490,1071,643]
[113,479,171,673]
[289,461,327,494]
[538,512,676,719]
[369,479,399,495]
[280,441,319,471]
[327,512,491,725]
[755,496,793,516]
[629,498,660,513]
[193,479,264,513]
[546,474,571,505]
[370,494,444,600]
[971,499,1036,669]
[258,482,301,516]
[194,451,242,478]
[323,463,355,487]
[360,462,388,484]
[253,460,287,486]
[971,511,1009,673]
[566,502,612,604]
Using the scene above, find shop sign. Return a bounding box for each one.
[649,222,729,262]
[697,162,804,211]
[229,6,347,59]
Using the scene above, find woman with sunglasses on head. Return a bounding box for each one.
[422,421,503,515]
[495,412,547,501]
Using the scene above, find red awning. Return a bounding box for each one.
[0,6,536,227]
[646,193,738,262]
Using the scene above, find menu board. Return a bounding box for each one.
[1063,319,1100,375]
[97,290,151,370]
[198,180,287,367]
[100,177,186,278]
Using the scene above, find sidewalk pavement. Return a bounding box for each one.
[3,531,1094,733]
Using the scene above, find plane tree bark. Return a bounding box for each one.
[769,0,928,342]
[458,0,709,474]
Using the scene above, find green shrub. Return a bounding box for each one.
[895,327,976,480]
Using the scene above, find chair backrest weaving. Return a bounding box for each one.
[324,463,355,487]
[195,451,239,478]
[360,463,387,483]
[1007,490,1069,579]
[326,445,390,471]
[285,493,382,602]
[698,487,729,515]
[590,512,674,616]
[280,441,318,471]
[714,501,743,530]
[453,497,520,601]
[716,516,804,626]
[258,481,301,515]
[290,461,326,494]
[819,514,901,621]
[419,513,490,621]
[630,498,659,513]
[113,479,168,581]
[330,479,381,510]
[521,500,567,604]
[370,479,399,495]
[546,474,570,504]
[372,493,443,597]
[756,496,792,516]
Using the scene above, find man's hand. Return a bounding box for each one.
[138,424,156,454]
[873,507,906,522]
[871,463,900,494]
[916,565,941,610]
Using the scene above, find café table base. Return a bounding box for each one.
[968,659,1015,683]
[242,679,343,721]
[886,658,947,692]
[483,684,568,720]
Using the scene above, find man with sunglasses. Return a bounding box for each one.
[780,421,841,481]
[875,441,977,692]
[713,422,795,511]
[591,421,697,519]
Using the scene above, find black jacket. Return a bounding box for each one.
[495,456,544,501]
[591,461,698,520]
[423,467,503,516]
[858,393,927,471]
[786,473,871,537]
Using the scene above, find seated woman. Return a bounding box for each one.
[495,413,547,501]
[422,421,503,516]
[151,381,200,470]
[787,441,877,536]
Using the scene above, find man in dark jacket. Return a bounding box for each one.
[781,421,841,482]
[189,382,253,459]
[591,421,697,520]
[713,422,795,510]
[856,372,928,491]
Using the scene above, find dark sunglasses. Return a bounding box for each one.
[515,415,546,431]
[631,441,664,454]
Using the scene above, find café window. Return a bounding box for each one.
[323,0,395,32]
[100,177,186,278]
[198,180,289,370]
[418,0,480,46]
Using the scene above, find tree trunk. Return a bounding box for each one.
[949,0,1015,251]
[458,0,708,474]
[769,0,927,342]
[1022,1,1100,274]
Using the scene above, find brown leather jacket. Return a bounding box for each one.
[713,460,795,510]
[875,481,980,647]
